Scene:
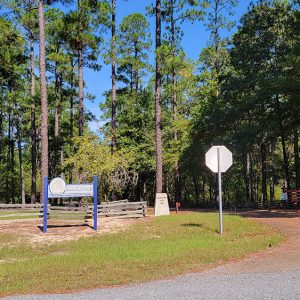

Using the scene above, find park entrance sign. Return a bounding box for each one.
[205,146,233,235]
[43,176,98,233]
[48,178,94,198]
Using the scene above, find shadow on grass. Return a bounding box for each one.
[182,223,203,228]
[235,210,300,219]
[37,223,93,232]
[181,223,219,234]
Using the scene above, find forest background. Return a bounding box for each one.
[0,0,299,208]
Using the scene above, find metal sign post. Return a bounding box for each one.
[93,176,98,231]
[206,146,233,235]
[217,147,223,235]
[43,176,48,233]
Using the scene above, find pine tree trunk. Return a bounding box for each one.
[243,152,250,203]
[61,150,64,178]
[170,0,181,202]
[30,33,37,203]
[192,172,199,201]
[54,65,62,176]
[7,114,11,203]
[77,0,84,136]
[78,45,84,136]
[275,94,291,189]
[70,54,75,142]
[17,116,25,204]
[260,143,268,206]
[294,130,300,189]
[111,0,117,152]
[155,0,163,193]
[11,120,15,203]
[38,0,49,203]
[269,143,275,205]
[280,128,291,189]
[69,54,75,182]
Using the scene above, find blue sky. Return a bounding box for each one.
[84,0,253,133]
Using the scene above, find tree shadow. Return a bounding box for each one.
[236,210,300,219]
[181,223,219,234]
[181,223,203,228]
[37,223,93,232]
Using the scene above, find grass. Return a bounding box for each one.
[0,211,87,221]
[0,210,40,221]
[0,213,283,297]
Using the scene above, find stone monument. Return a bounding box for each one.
[154,193,170,216]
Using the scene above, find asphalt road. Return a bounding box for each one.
[4,210,300,300]
[4,271,300,300]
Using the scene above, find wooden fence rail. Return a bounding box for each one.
[0,204,49,218]
[0,201,147,220]
[88,201,147,218]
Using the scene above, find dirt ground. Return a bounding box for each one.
[204,209,300,275]
[0,216,151,246]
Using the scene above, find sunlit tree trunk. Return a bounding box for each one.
[16,116,25,204]
[38,0,49,203]
[69,53,75,182]
[111,0,117,152]
[170,0,181,202]
[11,119,15,203]
[78,0,84,136]
[155,0,163,193]
[30,32,37,203]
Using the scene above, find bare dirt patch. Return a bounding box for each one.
[0,216,151,246]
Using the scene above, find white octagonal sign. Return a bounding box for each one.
[205,146,233,173]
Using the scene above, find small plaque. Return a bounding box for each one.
[49,178,66,195]
[154,193,170,216]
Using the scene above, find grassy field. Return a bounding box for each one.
[0,213,283,297]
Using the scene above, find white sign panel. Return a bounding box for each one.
[205,146,233,173]
[48,178,93,198]
[154,193,170,216]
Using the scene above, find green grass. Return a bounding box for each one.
[0,210,40,220]
[0,211,87,220]
[0,213,283,297]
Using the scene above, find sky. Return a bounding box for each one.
[81,0,253,133]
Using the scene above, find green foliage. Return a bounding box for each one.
[64,135,138,199]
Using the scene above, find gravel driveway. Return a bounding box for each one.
[4,210,300,300]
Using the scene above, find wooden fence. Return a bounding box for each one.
[0,204,48,218]
[90,201,147,218]
[0,201,147,220]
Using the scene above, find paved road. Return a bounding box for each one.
[4,210,300,300]
[6,271,300,300]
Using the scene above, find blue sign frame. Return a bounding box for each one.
[43,176,98,233]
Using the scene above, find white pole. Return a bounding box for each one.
[217,147,223,235]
